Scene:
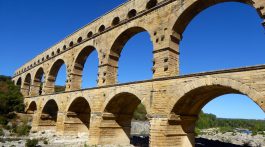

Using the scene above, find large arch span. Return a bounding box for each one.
[161,77,265,147]
[172,0,265,35]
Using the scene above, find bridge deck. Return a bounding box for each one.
[26,64,265,98]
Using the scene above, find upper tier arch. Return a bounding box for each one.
[171,0,265,35]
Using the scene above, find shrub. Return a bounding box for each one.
[25,139,38,147]
[0,75,24,115]
[0,116,8,125]
[252,131,257,136]
[10,123,17,133]
[0,128,4,136]
[6,112,16,119]
[4,125,11,130]
[43,139,48,144]
[195,128,201,136]
[15,124,31,136]
[133,104,147,121]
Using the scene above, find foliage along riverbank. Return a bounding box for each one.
[196,111,265,136]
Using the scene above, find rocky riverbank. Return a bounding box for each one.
[1,123,265,147]
[197,128,265,146]
[0,130,135,147]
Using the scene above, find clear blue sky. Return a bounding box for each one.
[0,0,265,119]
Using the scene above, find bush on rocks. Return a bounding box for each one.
[15,124,31,136]
[25,139,38,147]
[0,128,4,136]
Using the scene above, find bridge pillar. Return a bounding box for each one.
[97,113,131,145]
[56,111,65,135]
[30,79,42,96]
[43,76,55,94]
[21,87,30,97]
[149,114,197,147]
[68,73,82,91]
[98,64,117,86]
[153,31,181,78]
[88,112,102,144]
[31,111,41,132]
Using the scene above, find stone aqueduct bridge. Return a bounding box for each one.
[12,0,265,146]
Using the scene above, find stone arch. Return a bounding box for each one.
[165,77,265,147]
[107,26,154,83]
[39,99,59,131]
[98,25,105,33]
[99,91,149,145]
[171,0,264,35]
[128,9,137,18]
[112,17,120,26]
[70,45,99,90]
[69,41,74,47]
[26,101,37,114]
[63,97,91,135]
[168,77,265,115]
[77,37,83,43]
[22,73,32,97]
[146,0,157,9]
[32,67,45,96]
[87,31,93,38]
[102,88,150,114]
[16,77,22,88]
[45,59,68,94]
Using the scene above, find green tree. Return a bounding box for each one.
[133,103,147,121]
[0,75,24,114]
[196,111,265,134]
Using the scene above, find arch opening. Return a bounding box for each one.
[22,73,31,96]
[69,41,74,47]
[146,0,157,9]
[128,9,137,18]
[39,100,58,131]
[109,27,153,83]
[87,31,93,38]
[173,0,258,35]
[72,46,98,89]
[112,17,120,26]
[33,68,44,96]
[170,84,265,146]
[172,85,242,116]
[64,97,91,135]
[101,92,149,145]
[77,37,82,43]
[16,77,22,89]
[46,59,67,93]
[175,2,265,74]
[99,25,105,33]
[26,101,37,114]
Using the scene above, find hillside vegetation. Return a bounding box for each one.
[0,75,31,137]
[196,111,265,135]
[0,75,24,115]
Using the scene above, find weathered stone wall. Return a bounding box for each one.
[23,65,265,146]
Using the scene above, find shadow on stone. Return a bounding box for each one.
[130,136,247,147]
[130,136,149,147]
[195,138,244,147]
